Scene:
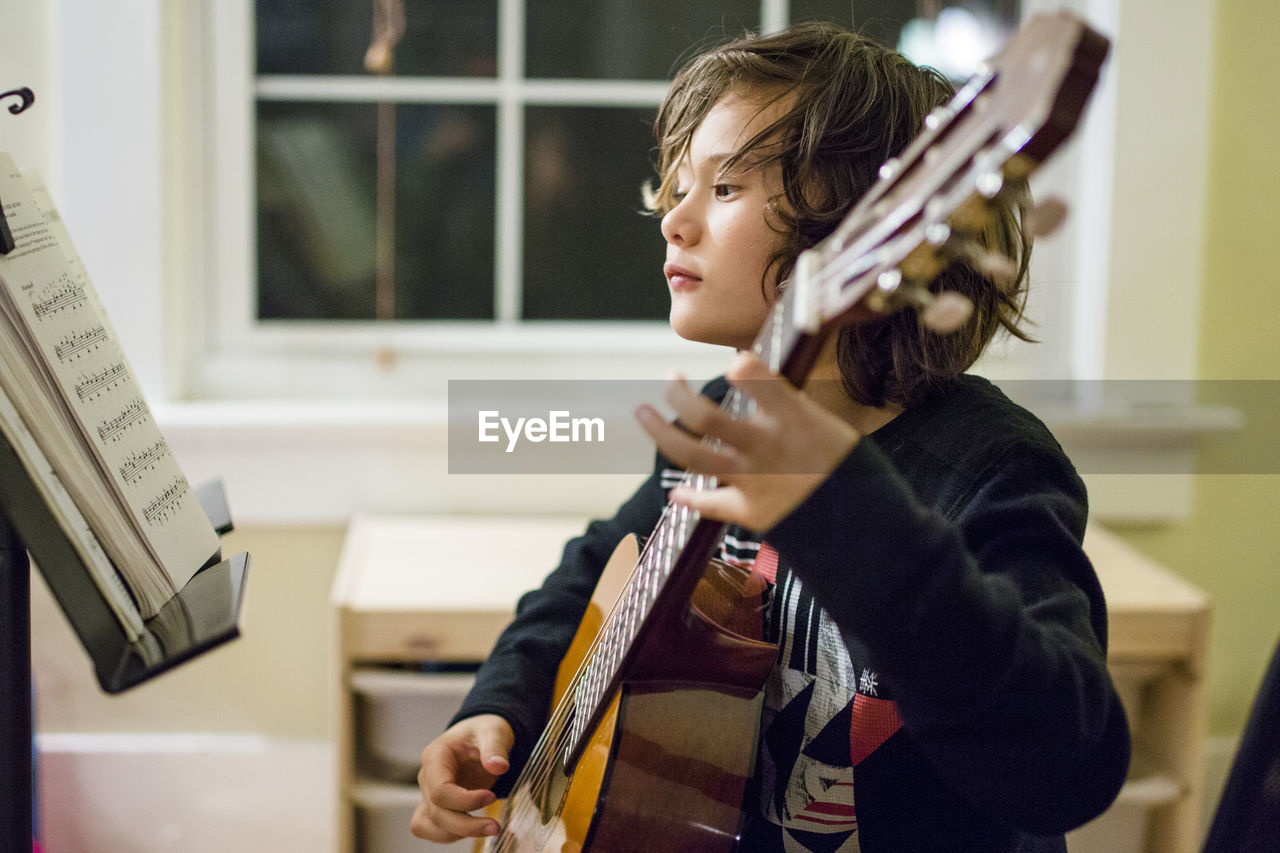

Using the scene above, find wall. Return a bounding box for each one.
[0,0,55,180]
[1110,0,1280,735]
[31,525,344,736]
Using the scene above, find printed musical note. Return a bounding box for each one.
[75,361,128,401]
[97,398,148,442]
[54,324,107,362]
[118,438,172,485]
[32,275,87,319]
[142,475,189,525]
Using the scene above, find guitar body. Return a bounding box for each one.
[491,535,777,852]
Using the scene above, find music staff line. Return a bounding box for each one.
[54,324,106,361]
[97,399,148,442]
[142,476,188,525]
[75,361,127,401]
[119,438,171,485]
[32,279,87,319]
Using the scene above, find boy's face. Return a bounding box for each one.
[661,93,788,351]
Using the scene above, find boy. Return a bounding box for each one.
[412,22,1129,852]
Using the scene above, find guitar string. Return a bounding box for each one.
[489,518,687,849]
[489,458,744,846]
[488,492,694,849]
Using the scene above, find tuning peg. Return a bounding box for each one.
[969,250,1020,286]
[924,223,1020,287]
[874,268,973,333]
[920,291,974,333]
[1024,197,1069,237]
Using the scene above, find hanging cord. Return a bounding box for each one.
[364,0,406,74]
[365,0,405,325]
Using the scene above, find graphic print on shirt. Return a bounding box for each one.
[656,477,904,850]
[754,563,903,853]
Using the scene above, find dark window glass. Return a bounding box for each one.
[257,101,377,319]
[791,0,906,45]
[522,107,667,321]
[256,0,498,77]
[394,104,497,320]
[525,0,758,79]
[792,1,1021,80]
[257,101,496,321]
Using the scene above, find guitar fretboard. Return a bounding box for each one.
[566,488,705,756]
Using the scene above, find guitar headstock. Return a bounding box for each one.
[786,11,1109,342]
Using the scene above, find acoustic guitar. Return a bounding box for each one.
[482,11,1110,852]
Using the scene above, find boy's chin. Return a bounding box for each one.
[670,317,728,349]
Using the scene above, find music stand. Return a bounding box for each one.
[0,83,251,852]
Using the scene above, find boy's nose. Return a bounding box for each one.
[661,203,698,246]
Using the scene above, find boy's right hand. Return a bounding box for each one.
[410,713,514,843]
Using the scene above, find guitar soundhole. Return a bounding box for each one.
[533,750,571,825]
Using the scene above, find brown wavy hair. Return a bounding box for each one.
[646,22,1033,408]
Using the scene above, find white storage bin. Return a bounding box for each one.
[352,668,476,784]
[354,780,470,853]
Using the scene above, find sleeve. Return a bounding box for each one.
[448,456,672,796]
[764,436,1130,834]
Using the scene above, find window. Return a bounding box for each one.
[195,0,1070,400]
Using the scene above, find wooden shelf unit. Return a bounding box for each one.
[331,514,588,853]
[331,516,1209,853]
[1071,524,1211,853]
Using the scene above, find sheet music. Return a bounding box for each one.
[0,155,217,617]
[0,386,144,639]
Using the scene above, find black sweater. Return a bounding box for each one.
[452,374,1130,851]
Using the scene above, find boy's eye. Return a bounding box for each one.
[713,184,740,199]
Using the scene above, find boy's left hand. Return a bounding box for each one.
[636,352,860,531]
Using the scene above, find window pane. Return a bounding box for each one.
[256,0,498,77]
[522,107,667,321]
[258,101,377,320]
[525,0,758,79]
[790,0,904,45]
[257,101,496,321]
[394,104,496,320]
[791,1,1020,80]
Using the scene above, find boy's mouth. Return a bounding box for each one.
[664,262,701,289]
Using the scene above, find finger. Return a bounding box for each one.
[725,353,804,415]
[474,722,513,777]
[420,747,497,812]
[668,484,754,526]
[409,800,463,844]
[636,404,743,478]
[424,772,497,813]
[725,352,775,383]
[411,798,500,842]
[662,374,759,448]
